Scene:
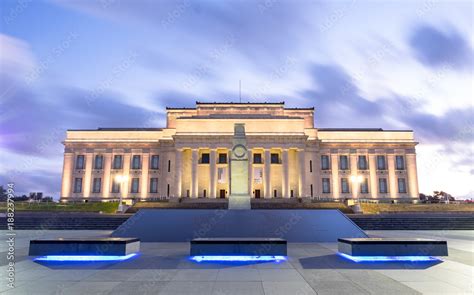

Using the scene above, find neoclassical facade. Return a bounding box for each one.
[60,102,419,203]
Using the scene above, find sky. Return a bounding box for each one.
[0,0,473,199]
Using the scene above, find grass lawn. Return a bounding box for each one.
[360,203,474,214]
[0,202,119,213]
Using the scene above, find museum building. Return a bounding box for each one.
[60,102,419,203]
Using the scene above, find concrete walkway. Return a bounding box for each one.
[0,230,472,294]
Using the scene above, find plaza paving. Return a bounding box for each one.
[0,230,472,294]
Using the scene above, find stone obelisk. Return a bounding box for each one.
[228,123,251,210]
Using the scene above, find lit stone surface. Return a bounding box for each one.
[2,230,472,294]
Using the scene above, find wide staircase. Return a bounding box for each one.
[349,213,474,230]
[0,213,130,230]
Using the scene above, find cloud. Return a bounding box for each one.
[409,24,473,69]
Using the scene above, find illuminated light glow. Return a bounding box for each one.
[33,253,138,262]
[338,253,440,262]
[190,255,287,262]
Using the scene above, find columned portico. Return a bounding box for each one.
[60,102,419,203]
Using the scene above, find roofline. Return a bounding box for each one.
[318,128,413,132]
[67,128,164,131]
[196,101,285,105]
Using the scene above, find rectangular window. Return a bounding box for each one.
[94,155,103,170]
[201,153,210,164]
[111,179,121,193]
[271,153,280,164]
[358,155,368,170]
[398,178,407,193]
[167,184,170,197]
[75,155,85,170]
[149,178,158,193]
[73,178,82,193]
[218,153,227,164]
[113,155,123,169]
[322,178,331,193]
[310,184,314,197]
[132,155,141,169]
[341,178,350,193]
[321,155,330,170]
[150,155,160,169]
[377,155,386,170]
[168,160,171,172]
[253,153,262,164]
[131,178,139,193]
[360,178,369,194]
[379,178,388,193]
[396,155,405,170]
[92,178,101,193]
[309,160,313,173]
[339,155,349,170]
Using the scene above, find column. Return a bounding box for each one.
[209,149,217,198]
[102,153,112,199]
[83,153,93,199]
[122,154,131,199]
[191,149,198,198]
[248,149,253,196]
[406,153,419,199]
[60,153,74,199]
[350,154,358,198]
[141,153,149,199]
[282,149,290,198]
[298,149,306,197]
[264,149,271,198]
[387,154,397,198]
[175,149,182,197]
[330,154,340,198]
[368,154,377,198]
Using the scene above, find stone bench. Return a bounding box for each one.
[190,238,287,256]
[29,237,140,256]
[338,238,448,257]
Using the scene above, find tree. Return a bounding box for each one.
[433,191,455,203]
[0,186,6,201]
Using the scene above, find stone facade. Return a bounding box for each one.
[60,102,419,203]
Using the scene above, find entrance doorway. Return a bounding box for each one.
[219,189,226,199]
[255,189,261,199]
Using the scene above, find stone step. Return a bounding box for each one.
[228,195,251,210]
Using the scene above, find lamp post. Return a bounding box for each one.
[115,174,128,213]
[350,175,364,213]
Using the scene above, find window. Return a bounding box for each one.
[322,178,331,193]
[168,160,171,172]
[73,178,82,193]
[273,190,277,198]
[150,155,160,169]
[218,153,227,164]
[321,155,330,170]
[203,189,207,198]
[341,178,350,193]
[358,155,368,170]
[94,155,103,170]
[360,178,369,194]
[167,184,170,197]
[398,178,407,193]
[309,160,313,173]
[377,155,386,170]
[131,178,139,193]
[379,178,388,193]
[253,167,263,183]
[201,153,210,164]
[92,178,101,193]
[111,179,121,193]
[149,178,158,193]
[310,184,314,197]
[132,155,141,169]
[339,155,349,170]
[75,155,85,170]
[253,153,262,164]
[271,153,280,164]
[113,155,123,169]
[396,155,405,170]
